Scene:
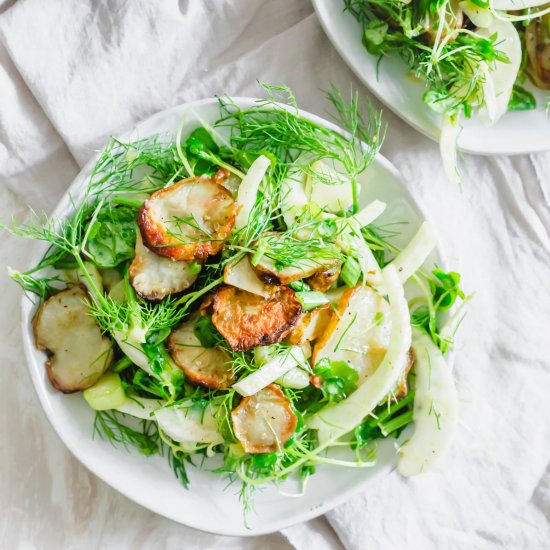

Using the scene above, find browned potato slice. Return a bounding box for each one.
[286,304,331,345]
[312,285,391,382]
[251,232,341,285]
[33,286,113,393]
[253,254,340,286]
[306,264,341,292]
[209,285,302,352]
[138,177,236,261]
[167,315,235,389]
[130,233,199,300]
[231,384,297,453]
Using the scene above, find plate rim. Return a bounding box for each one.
[20,96,450,536]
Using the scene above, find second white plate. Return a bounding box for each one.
[313,0,550,156]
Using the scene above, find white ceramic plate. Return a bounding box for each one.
[313,0,550,156]
[21,98,446,536]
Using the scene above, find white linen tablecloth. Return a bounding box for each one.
[1,0,549,548]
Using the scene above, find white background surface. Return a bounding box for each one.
[0,1,549,548]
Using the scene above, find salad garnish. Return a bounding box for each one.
[5,84,465,516]
[345,0,550,181]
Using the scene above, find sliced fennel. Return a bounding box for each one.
[235,154,271,230]
[118,396,162,419]
[307,265,412,444]
[390,222,437,283]
[86,375,223,447]
[154,403,223,446]
[83,372,126,411]
[223,254,271,298]
[280,172,308,228]
[113,328,152,375]
[234,346,308,396]
[490,0,549,9]
[351,200,386,228]
[440,116,461,185]
[459,1,493,28]
[119,398,223,448]
[276,366,310,389]
[397,329,458,476]
[478,18,521,124]
[305,160,355,213]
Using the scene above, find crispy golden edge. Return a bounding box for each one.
[138,177,236,261]
[306,264,341,292]
[311,285,360,365]
[286,304,331,345]
[210,285,302,352]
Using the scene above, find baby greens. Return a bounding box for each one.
[5,83,464,517]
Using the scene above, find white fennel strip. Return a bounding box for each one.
[307,265,411,444]
[390,221,437,283]
[233,346,307,396]
[397,329,458,476]
[350,200,386,228]
[440,116,461,185]
[478,18,521,124]
[235,154,271,230]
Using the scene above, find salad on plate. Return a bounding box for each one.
[7,85,465,514]
[344,0,550,179]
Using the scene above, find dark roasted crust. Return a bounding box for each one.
[209,285,302,352]
[138,177,237,261]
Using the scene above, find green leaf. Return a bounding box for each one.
[193,315,223,348]
[431,268,464,310]
[185,127,220,176]
[86,204,137,268]
[141,342,184,396]
[185,127,219,157]
[410,305,431,333]
[362,20,388,55]
[314,358,359,403]
[508,84,537,111]
[252,452,278,472]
